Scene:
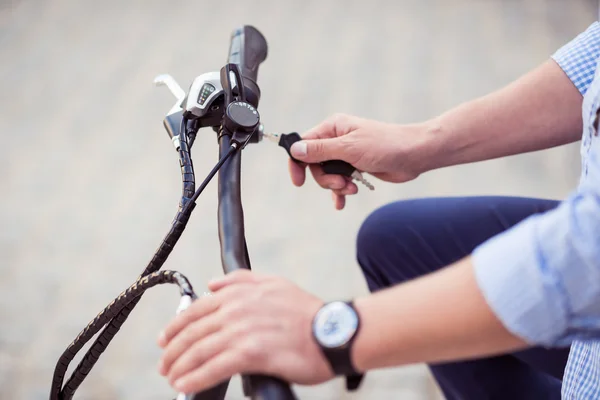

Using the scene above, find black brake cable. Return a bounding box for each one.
[184,144,237,211]
[53,271,197,398]
[50,120,239,400]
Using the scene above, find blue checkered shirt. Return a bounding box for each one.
[472,22,600,399]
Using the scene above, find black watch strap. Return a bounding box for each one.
[322,345,361,376]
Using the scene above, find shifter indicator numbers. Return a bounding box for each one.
[198,83,216,105]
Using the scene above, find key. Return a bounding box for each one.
[263,132,375,190]
[351,170,375,190]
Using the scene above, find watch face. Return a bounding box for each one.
[313,302,358,349]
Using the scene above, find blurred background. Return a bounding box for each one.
[1,0,598,399]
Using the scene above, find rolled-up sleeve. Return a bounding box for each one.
[551,22,600,95]
[473,23,600,348]
[473,186,600,346]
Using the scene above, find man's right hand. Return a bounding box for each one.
[288,113,429,209]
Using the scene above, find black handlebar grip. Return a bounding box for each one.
[249,375,297,400]
[227,26,268,107]
[228,26,268,83]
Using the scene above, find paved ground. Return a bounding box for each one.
[0,0,597,399]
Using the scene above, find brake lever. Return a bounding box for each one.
[154,74,186,115]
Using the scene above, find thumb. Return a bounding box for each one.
[290,137,345,163]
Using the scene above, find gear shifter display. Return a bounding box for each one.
[198,83,216,105]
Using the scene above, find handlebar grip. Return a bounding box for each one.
[227,25,268,84]
[227,26,267,107]
[249,375,297,400]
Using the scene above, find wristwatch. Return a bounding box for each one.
[312,301,365,391]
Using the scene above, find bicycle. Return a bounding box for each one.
[49,23,369,399]
[47,24,300,400]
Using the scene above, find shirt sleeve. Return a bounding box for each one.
[473,186,600,347]
[552,22,600,95]
[472,25,600,348]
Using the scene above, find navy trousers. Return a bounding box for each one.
[356,196,571,400]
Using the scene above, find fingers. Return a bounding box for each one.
[330,179,358,210]
[290,113,359,163]
[289,159,357,192]
[288,158,306,187]
[290,137,346,164]
[285,112,362,205]
[159,313,222,375]
[160,271,264,349]
[300,165,359,210]
[308,164,346,190]
[331,191,345,210]
[158,270,333,392]
[302,113,358,140]
[166,329,229,385]
[287,113,361,186]
[333,181,358,196]
[158,295,220,348]
[208,269,267,292]
[172,350,245,394]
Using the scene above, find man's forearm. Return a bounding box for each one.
[416,59,583,172]
[352,256,527,371]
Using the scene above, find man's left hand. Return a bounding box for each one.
[157,270,334,394]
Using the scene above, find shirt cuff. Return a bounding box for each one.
[472,214,570,347]
[552,22,600,96]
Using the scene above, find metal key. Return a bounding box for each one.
[350,170,375,190]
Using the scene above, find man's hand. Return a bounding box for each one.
[157,270,334,394]
[288,113,428,209]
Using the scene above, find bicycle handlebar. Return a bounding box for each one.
[214,26,297,400]
[217,136,248,273]
[215,134,296,400]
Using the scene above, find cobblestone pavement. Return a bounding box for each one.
[0,1,597,399]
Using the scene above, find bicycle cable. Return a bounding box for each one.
[50,123,239,400]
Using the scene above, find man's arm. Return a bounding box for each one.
[288,59,584,208]
[291,24,600,210]
[354,173,600,371]
[420,22,600,171]
[352,257,524,370]
[288,60,584,208]
[421,59,583,172]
